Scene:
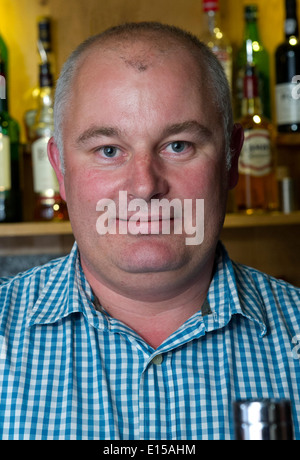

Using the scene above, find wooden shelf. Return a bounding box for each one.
[276,133,300,147]
[0,212,300,237]
[0,221,73,237]
[224,211,300,228]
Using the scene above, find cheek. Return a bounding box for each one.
[200,160,228,226]
[64,167,118,210]
[178,159,225,200]
[180,160,228,233]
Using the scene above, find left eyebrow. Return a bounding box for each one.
[161,120,213,141]
[75,125,122,147]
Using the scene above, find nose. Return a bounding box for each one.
[127,151,169,202]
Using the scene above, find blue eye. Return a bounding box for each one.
[170,142,186,153]
[101,146,119,157]
[165,141,191,154]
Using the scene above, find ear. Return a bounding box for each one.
[47,137,66,201]
[228,123,244,190]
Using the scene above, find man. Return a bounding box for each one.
[0,22,299,440]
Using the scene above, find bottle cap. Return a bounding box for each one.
[233,399,294,440]
[245,5,258,21]
[203,0,219,12]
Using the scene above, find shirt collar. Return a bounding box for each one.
[203,242,268,337]
[26,241,268,337]
[26,243,104,329]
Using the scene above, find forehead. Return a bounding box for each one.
[75,36,207,86]
[73,43,210,111]
[66,39,222,136]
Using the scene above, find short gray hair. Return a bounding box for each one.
[54,22,234,172]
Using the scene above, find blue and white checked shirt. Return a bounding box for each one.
[0,242,299,440]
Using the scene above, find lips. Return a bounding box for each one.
[117,206,178,221]
[116,215,177,235]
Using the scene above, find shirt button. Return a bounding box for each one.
[151,354,163,365]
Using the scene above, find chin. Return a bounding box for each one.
[113,234,191,275]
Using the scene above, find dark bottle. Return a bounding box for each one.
[235,5,271,120]
[275,0,300,133]
[0,57,22,223]
[233,399,294,440]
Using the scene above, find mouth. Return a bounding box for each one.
[116,216,176,235]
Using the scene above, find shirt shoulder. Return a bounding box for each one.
[0,253,72,331]
[232,259,300,335]
[232,259,300,299]
[0,255,67,289]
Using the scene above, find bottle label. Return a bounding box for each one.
[0,134,11,191]
[276,82,300,125]
[239,129,272,177]
[32,137,59,193]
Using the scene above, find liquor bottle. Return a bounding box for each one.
[24,17,55,144]
[201,0,233,88]
[234,64,278,214]
[235,5,271,120]
[0,57,22,222]
[233,399,294,440]
[31,60,68,221]
[275,0,300,133]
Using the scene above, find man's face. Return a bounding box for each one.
[53,44,233,300]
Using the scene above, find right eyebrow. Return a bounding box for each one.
[75,125,122,146]
[161,120,213,141]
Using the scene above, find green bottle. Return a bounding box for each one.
[0,57,22,222]
[235,5,271,120]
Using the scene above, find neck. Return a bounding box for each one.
[242,96,262,116]
[81,257,214,349]
[245,21,260,42]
